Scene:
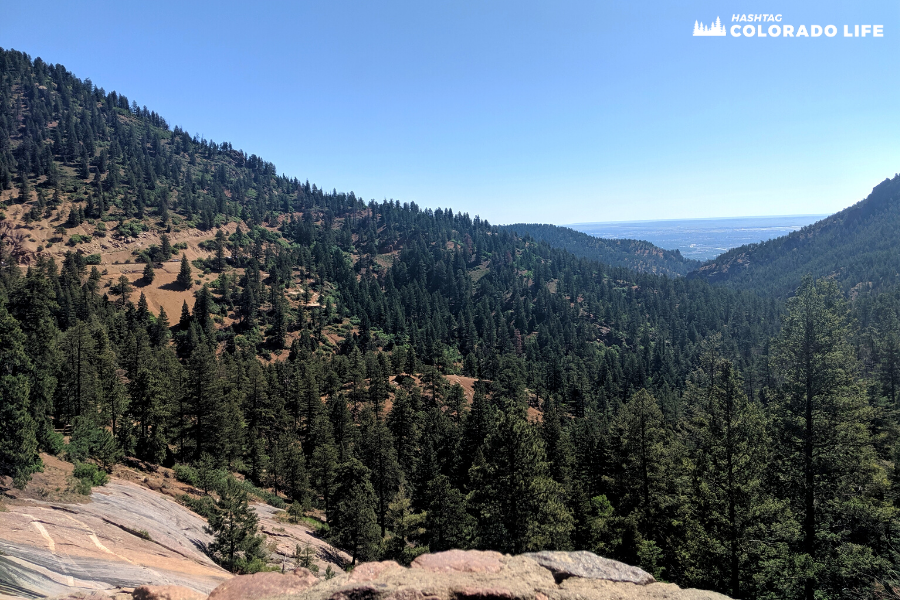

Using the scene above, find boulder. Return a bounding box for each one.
[411,550,504,574]
[207,568,319,600]
[133,585,207,600]
[268,550,728,600]
[522,551,654,584]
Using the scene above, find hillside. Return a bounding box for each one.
[691,175,900,296]
[500,223,700,277]
[2,48,899,599]
[0,454,347,598]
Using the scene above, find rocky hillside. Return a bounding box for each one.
[0,455,348,599]
[44,550,729,600]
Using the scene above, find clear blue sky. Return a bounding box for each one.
[2,0,898,224]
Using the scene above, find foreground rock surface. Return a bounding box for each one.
[202,550,730,600]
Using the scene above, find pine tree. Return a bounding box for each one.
[0,305,42,488]
[382,486,427,565]
[681,356,775,597]
[469,401,573,553]
[177,253,193,289]
[160,233,173,259]
[424,474,472,551]
[143,261,155,284]
[114,275,133,306]
[771,278,893,599]
[358,408,401,537]
[206,475,268,573]
[215,229,227,272]
[328,458,381,564]
[152,307,170,346]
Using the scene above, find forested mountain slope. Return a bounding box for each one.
[500,223,700,277]
[691,175,900,296]
[2,48,899,599]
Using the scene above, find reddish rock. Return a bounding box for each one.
[349,560,403,583]
[383,590,442,600]
[207,568,319,600]
[132,586,206,600]
[411,550,504,574]
[455,587,515,600]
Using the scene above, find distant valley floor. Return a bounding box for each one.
[568,215,827,261]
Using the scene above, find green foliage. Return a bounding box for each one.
[118,220,147,239]
[178,493,218,520]
[177,254,193,289]
[293,543,319,573]
[196,452,226,495]
[205,476,268,574]
[72,461,109,494]
[381,487,427,565]
[328,458,381,565]
[66,233,91,246]
[173,463,199,486]
[0,305,42,488]
[1,49,899,597]
[503,223,700,276]
[83,253,102,265]
[66,418,122,473]
[695,175,900,296]
[143,262,155,284]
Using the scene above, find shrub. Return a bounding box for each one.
[178,493,218,520]
[67,234,92,246]
[66,417,122,472]
[173,463,199,486]
[42,429,65,455]
[72,462,109,494]
[83,253,102,265]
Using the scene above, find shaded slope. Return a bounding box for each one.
[502,223,700,277]
[691,175,900,297]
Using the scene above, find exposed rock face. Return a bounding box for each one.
[206,569,319,600]
[522,551,655,585]
[0,480,229,598]
[202,551,731,600]
[133,585,207,600]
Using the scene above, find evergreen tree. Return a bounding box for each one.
[177,254,193,289]
[0,305,42,487]
[770,278,893,599]
[469,401,573,554]
[424,474,472,551]
[358,408,401,537]
[328,458,381,564]
[206,475,268,573]
[681,356,777,597]
[143,261,155,284]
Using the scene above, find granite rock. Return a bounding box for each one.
[206,568,319,600]
[522,551,655,585]
[133,585,207,600]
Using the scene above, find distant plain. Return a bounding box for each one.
[568,215,828,261]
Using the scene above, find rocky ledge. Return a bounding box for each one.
[104,550,728,600]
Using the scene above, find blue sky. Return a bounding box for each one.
[2,0,898,224]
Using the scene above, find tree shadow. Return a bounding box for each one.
[159,281,191,292]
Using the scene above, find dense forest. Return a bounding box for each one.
[501,223,700,277]
[692,175,900,297]
[2,48,900,600]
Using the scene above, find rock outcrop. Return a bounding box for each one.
[197,550,729,600]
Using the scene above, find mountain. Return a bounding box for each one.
[1,48,898,599]
[500,223,700,277]
[691,175,900,296]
